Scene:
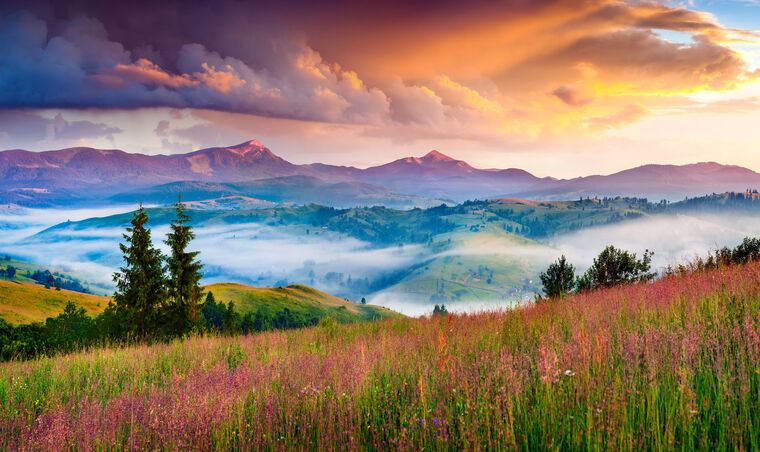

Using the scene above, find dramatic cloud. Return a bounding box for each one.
[0,11,390,124]
[0,111,49,144]
[386,78,446,126]
[0,0,757,134]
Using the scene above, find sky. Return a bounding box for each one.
[0,0,759,177]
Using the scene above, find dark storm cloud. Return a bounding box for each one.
[0,111,50,143]
[153,120,170,137]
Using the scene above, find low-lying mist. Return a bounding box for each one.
[2,206,426,298]
[551,213,760,272]
[3,207,760,316]
[368,292,529,317]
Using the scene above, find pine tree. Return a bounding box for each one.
[164,199,204,336]
[113,206,166,339]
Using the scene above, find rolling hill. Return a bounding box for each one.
[0,280,108,325]
[0,275,398,325]
[25,197,663,304]
[205,283,399,321]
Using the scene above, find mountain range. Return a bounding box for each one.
[2,139,760,207]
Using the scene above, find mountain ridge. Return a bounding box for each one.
[3,139,760,206]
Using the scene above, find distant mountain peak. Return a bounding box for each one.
[421,150,455,162]
[397,150,470,167]
[225,139,270,156]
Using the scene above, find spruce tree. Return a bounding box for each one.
[164,199,204,336]
[112,206,166,339]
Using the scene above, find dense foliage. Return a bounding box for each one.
[665,236,760,276]
[539,255,575,299]
[540,237,760,300]
[576,245,655,291]
[540,246,655,298]
[0,263,90,293]
[0,265,15,279]
[200,290,324,335]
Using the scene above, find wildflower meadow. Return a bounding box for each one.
[1,261,758,450]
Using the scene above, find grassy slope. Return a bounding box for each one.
[0,278,397,325]
[206,282,399,321]
[0,280,108,324]
[384,226,548,302]
[0,262,756,449]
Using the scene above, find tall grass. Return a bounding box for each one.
[1,262,758,450]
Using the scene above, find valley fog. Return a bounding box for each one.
[3,207,760,315]
[1,206,426,298]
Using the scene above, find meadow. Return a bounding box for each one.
[0,261,757,450]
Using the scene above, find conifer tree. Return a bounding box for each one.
[164,198,204,336]
[113,205,166,338]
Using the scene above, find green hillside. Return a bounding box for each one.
[0,280,109,325]
[205,282,400,322]
[36,196,660,247]
[379,228,548,303]
[0,276,398,326]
